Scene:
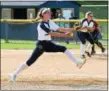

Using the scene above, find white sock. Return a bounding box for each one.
[13,62,28,76]
[86,43,93,52]
[80,43,85,56]
[64,49,79,64]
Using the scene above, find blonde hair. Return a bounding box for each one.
[34,8,51,21]
[37,8,50,18]
[85,11,93,18]
[34,8,45,21]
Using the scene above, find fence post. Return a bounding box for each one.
[4,20,9,43]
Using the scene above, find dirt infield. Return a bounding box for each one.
[1,49,108,90]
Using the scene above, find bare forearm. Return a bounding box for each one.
[76,27,87,31]
[86,26,95,32]
[57,28,73,33]
[97,27,101,32]
[48,32,71,37]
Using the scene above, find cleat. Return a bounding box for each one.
[81,55,86,59]
[77,58,86,69]
[9,74,16,82]
[91,50,96,55]
[85,51,91,57]
[102,48,106,53]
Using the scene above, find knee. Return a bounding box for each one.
[63,47,67,52]
[26,61,32,66]
[95,40,98,44]
[60,46,67,53]
[90,41,94,45]
[26,54,37,66]
[80,38,86,44]
[89,39,94,45]
[81,41,86,44]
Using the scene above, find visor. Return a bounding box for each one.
[41,8,50,15]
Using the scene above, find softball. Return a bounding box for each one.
[69,32,73,36]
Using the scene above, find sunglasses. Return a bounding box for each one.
[89,15,93,17]
[44,11,51,14]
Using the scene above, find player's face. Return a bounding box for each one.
[88,14,93,21]
[43,11,51,20]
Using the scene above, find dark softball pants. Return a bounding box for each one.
[26,41,67,66]
[77,31,94,45]
[90,30,104,51]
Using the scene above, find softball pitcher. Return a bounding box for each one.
[9,8,86,81]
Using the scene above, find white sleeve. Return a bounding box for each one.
[80,19,88,32]
[82,21,88,27]
[80,19,88,27]
[49,20,60,31]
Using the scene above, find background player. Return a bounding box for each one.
[89,19,106,55]
[77,11,95,58]
[9,8,86,81]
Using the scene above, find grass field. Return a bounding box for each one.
[1,41,80,49]
[1,39,107,49]
[1,39,81,49]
